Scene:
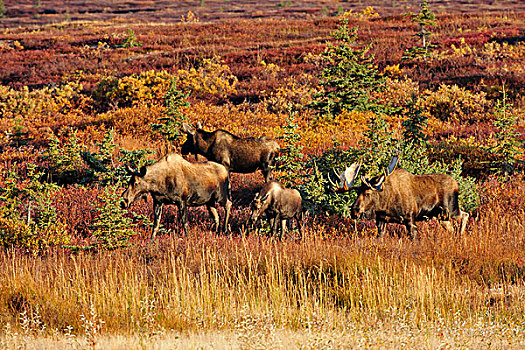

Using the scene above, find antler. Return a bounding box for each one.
[343,163,361,190]
[124,164,136,175]
[327,167,341,188]
[386,154,399,177]
[372,153,399,191]
[361,175,373,189]
[330,163,361,193]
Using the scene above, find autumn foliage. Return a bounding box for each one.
[0,0,524,346]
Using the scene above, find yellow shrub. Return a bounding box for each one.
[422,84,492,123]
[380,77,420,109]
[480,41,525,62]
[99,70,174,108]
[263,74,317,114]
[0,215,69,254]
[383,64,404,78]
[306,110,369,149]
[450,37,477,57]
[177,56,238,98]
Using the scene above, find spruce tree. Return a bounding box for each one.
[403,0,437,60]
[151,79,190,148]
[492,86,523,175]
[402,94,427,145]
[309,16,394,119]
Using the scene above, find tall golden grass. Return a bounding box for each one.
[0,178,523,347]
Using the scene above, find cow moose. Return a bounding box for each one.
[181,123,280,182]
[329,158,469,238]
[248,181,303,239]
[121,153,232,241]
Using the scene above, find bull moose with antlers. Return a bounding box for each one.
[329,156,469,237]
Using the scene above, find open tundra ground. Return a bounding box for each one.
[1,0,525,348]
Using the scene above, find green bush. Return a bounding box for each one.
[44,129,87,184]
[491,87,524,175]
[150,80,190,148]
[402,0,437,60]
[120,29,142,48]
[88,184,140,250]
[275,110,305,187]
[298,146,361,218]
[44,128,154,185]
[0,165,69,253]
[0,1,6,18]
[81,129,155,185]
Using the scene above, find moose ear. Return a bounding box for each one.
[182,123,196,135]
[139,166,147,177]
[261,193,270,202]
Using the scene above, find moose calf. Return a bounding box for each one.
[248,181,303,239]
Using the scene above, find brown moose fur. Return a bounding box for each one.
[121,153,231,240]
[181,123,280,182]
[249,181,303,239]
[352,168,469,237]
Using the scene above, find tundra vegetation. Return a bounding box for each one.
[0,0,525,348]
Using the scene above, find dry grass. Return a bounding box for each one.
[3,326,525,349]
[0,180,524,347]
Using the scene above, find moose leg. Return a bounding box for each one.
[459,210,469,235]
[261,164,273,183]
[272,214,281,238]
[404,218,417,239]
[279,219,287,240]
[440,220,455,233]
[448,210,469,235]
[266,216,275,236]
[207,203,220,233]
[295,213,303,240]
[376,219,386,238]
[151,202,164,241]
[221,199,232,234]
[178,202,190,235]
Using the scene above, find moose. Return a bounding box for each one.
[121,153,232,240]
[248,181,303,239]
[329,157,469,237]
[181,123,280,182]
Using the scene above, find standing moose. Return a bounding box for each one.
[181,123,280,182]
[248,181,303,239]
[121,153,232,240]
[330,158,469,237]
